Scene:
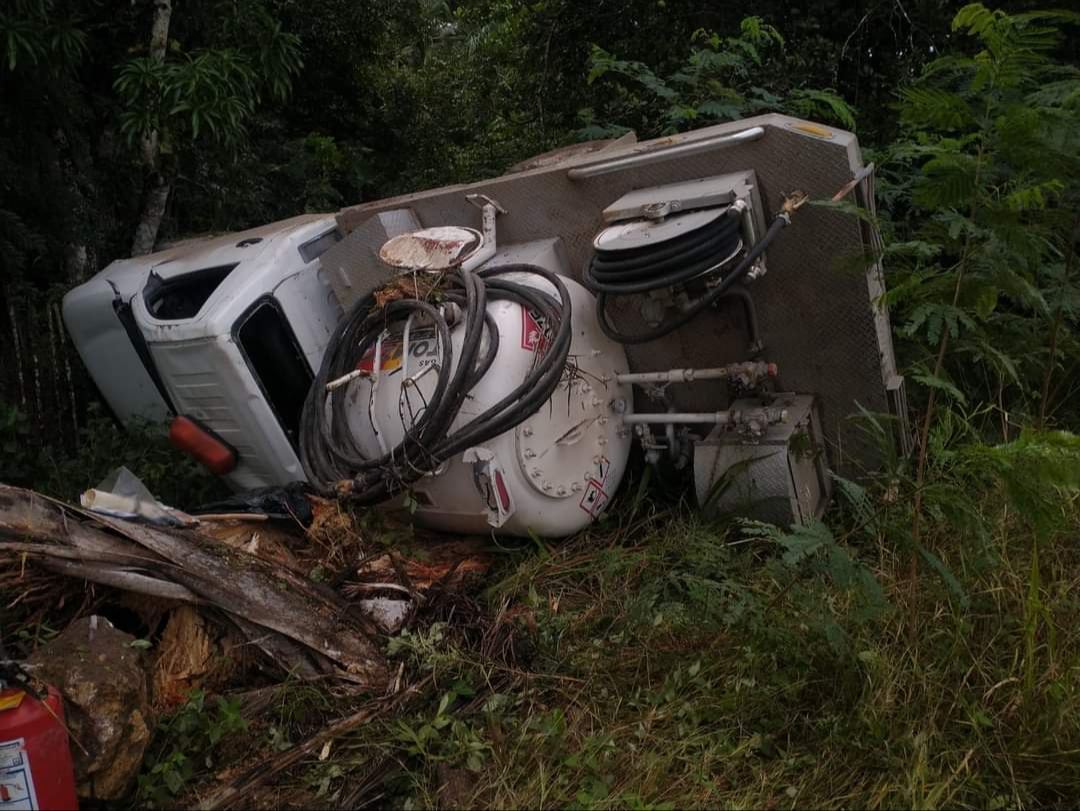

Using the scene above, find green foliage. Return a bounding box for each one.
[137,688,247,808]
[0,399,38,484]
[962,429,1080,534]
[741,518,885,608]
[883,3,1080,429]
[113,8,302,147]
[354,0,554,192]
[580,16,855,139]
[0,208,47,277]
[6,5,1080,810]
[0,400,225,506]
[866,10,1080,677]
[0,0,87,72]
[361,480,1074,808]
[276,133,371,212]
[116,50,259,145]
[623,522,760,630]
[394,682,491,772]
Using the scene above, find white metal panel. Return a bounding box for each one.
[132,216,337,343]
[149,336,304,489]
[61,277,171,425]
[272,265,345,372]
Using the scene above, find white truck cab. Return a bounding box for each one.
[62,214,343,490]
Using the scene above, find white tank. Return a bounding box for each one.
[343,249,633,538]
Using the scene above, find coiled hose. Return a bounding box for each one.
[584,209,791,345]
[299,263,572,503]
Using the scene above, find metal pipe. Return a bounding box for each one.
[461,200,502,271]
[623,407,788,425]
[616,361,774,385]
[617,368,736,384]
[624,412,736,425]
[368,330,390,455]
[326,368,365,392]
[400,312,414,380]
[567,126,766,180]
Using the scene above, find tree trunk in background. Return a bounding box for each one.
[53,127,94,283]
[130,0,173,257]
[131,173,171,256]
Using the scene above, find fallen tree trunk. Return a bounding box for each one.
[0,484,387,690]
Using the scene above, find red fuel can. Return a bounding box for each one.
[0,686,78,810]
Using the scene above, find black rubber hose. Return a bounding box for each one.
[588,215,742,280]
[594,213,789,345]
[717,284,761,351]
[299,263,572,503]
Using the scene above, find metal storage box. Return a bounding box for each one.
[693,393,830,527]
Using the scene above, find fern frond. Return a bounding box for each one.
[787,88,856,130]
[963,430,1080,534]
[952,3,1004,40]
[998,175,1065,211]
[739,16,784,50]
[695,99,743,121]
[900,87,977,131]
[911,366,969,406]
[1026,78,1080,108]
[913,153,980,209]
[832,474,878,531]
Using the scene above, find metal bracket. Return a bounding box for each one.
[465,193,508,215]
[642,200,681,220]
[745,260,767,281]
[462,446,515,527]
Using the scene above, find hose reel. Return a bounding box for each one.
[582,170,814,348]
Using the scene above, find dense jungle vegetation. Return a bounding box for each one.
[3,1,1080,808]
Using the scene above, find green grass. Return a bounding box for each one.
[212,478,1080,810]
[8,412,1078,810]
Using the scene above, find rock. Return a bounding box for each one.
[27,615,153,800]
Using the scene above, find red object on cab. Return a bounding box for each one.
[168,415,238,475]
[0,686,79,810]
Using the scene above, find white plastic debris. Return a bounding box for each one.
[81,466,197,527]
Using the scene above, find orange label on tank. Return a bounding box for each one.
[521,306,550,354]
[357,329,440,374]
[357,341,403,374]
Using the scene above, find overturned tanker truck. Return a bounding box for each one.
[63,114,909,538]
